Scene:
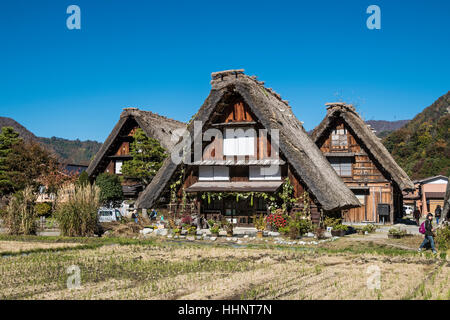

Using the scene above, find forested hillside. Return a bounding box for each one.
[383,91,450,180]
[0,117,102,165]
[38,137,102,165]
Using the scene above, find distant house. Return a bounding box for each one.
[64,163,88,175]
[135,70,359,226]
[36,163,87,203]
[407,175,449,215]
[86,108,186,199]
[311,102,414,223]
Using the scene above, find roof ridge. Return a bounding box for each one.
[121,108,185,125]
[210,69,290,107]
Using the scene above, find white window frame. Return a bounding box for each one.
[331,128,348,147]
[249,166,281,181]
[223,128,255,156]
[328,157,352,177]
[199,166,230,181]
[115,160,123,174]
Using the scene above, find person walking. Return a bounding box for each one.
[413,208,421,226]
[131,210,138,224]
[435,205,441,225]
[418,213,437,254]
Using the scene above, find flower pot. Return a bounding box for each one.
[331,230,346,237]
[256,230,264,239]
[227,232,233,237]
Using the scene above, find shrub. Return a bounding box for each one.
[207,219,215,228]
[284,218,312,240]
[388,227,407,236]
[253,214,266,231]
[266,211,287,231]
[435,224,450,251]
[221,219,233,234]
[1,186,38,235]
[324,217,342,228]
[314,227,326,239]
[77,171,90,187]
[54,184,101,237]
[95,173,123,205]
[333,224,349,231]
[35,202,52,217]
[181,215,193,226]
[362,224,377,233]
[187,225,197,235]
[210,224,220,235]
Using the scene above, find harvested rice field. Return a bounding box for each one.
[0,235,449,300]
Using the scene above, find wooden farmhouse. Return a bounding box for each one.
[135,70,359,226]
[311,102,414,223]
[86,108,186,199]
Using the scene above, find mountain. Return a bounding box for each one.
[0,117,102,165]
[365,120,410,138]
[383,91,450,180]
[38,137,102,166]
[0,117,39,142]
[307,119,410,137]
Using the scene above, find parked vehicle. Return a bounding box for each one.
[98,208,122,223]
[403,205,413,215]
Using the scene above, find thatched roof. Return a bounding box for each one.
[86,108,186,178]
[311,102,414,191]
[442,176,450,222]
[136,70,360,211]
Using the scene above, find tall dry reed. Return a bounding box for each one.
[2,186,38,235]
[54,183,100,236]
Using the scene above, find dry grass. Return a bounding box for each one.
[0,236,448,300]
[0,241,81,253]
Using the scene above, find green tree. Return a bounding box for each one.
[121,128,167,185]
[0,127,22,195]
[77,171,90,187]
[95,173,123,205]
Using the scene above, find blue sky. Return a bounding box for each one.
[0,0,449,141]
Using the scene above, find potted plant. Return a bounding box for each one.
[254,214,266,238]
[331,224,348,237]
[187,225,197,236]
[173,227,181,236]
[222,219,233,237]
[314,226,326,239]
[210,224,220,236]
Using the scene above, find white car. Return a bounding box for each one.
[98,208,122,223]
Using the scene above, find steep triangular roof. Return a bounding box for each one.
[86,108,186,178]
[136,70,360,211]
[311,103,414,191]
[442,176,450,222]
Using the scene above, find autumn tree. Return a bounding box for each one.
[121,128,167,185]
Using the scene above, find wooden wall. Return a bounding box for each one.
[318,120,397,223]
